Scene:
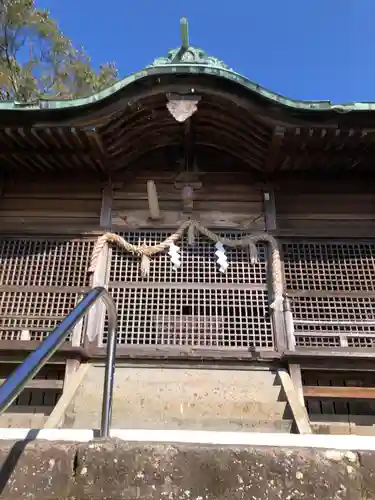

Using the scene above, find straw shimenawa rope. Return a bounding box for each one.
[89,220,283,310]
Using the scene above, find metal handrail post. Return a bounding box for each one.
[99,291,118,438]
[0,287,118,438]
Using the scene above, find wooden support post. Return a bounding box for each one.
[277,368,312,434]
[63,313,84,387]
[85,183,112,346]
[283,297,296,351]
[147,180,161,220]
[44,364,91,429]
[263,189,277,232]
[263,188,287,353]
[100,182,113,229]
[289,363,305,406]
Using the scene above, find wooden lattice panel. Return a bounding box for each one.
[0,237,93,287]
[283,240,375,349]
[105,230,273,350]
[0,236,93,341]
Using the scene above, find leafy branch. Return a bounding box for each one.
[0,0,118,101]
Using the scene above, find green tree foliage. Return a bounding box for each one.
[0,0,118,101]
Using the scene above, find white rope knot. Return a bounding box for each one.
[270,295,283,311]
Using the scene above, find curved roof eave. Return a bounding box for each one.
[1,63,375,117]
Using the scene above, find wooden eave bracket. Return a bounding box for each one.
[86,129,111,173]
[264,125,285,173]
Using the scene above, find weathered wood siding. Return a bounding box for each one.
[0,176,102,234]
[275,179,375,237]
[112,170,265,230]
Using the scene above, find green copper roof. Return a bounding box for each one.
[1,18,375,115]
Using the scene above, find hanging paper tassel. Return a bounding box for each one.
[140,254,151,278]
[188,224,195,245]
[215,242,228,273]
[168,242,181,271]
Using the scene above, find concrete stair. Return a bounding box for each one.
[62,364,292,432]
[0,411,50,428]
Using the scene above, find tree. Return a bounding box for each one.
[0,0,118,101]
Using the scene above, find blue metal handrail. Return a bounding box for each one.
[0,287,117,438]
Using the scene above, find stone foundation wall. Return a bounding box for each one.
[0,439,374,499]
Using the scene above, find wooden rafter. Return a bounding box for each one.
[264,125,285,173]
[86,129,111,174]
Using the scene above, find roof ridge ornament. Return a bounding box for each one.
[150,17,231,70]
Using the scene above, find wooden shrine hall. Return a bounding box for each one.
[1,18,375,433]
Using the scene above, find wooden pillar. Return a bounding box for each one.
[84,182,113,348]
[263,189,277,232]
[63,319,84,389]
[263,188,288,353]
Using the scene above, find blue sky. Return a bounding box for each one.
[36,1,374,103]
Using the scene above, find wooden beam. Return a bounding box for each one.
[277,369,312,434]
[0,379,63,390]
[263,189,277,231]
[304,386,375,400]
[0,150,92,157]
[264,126,285,173]
[289,363,304,406]
[63,359,80,389]
[100,183,113,229]
[86,130,111,173]
[43,364,91,429]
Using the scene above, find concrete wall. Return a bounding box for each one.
[0,439,374,499]
[65,365,291,432]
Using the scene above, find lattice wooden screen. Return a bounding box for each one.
[282,240,375,349]
[0,237,94,342]
[104,230,273,350]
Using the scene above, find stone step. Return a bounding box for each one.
[64,365,291,432]
[0,410,50,428]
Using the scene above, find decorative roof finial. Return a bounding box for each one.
[149,18,231,70]
[180,17,189,49]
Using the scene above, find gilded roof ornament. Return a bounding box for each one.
[150,18,231,71]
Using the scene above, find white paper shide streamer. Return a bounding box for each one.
[215,242,228,273]
[168,242,181,271]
